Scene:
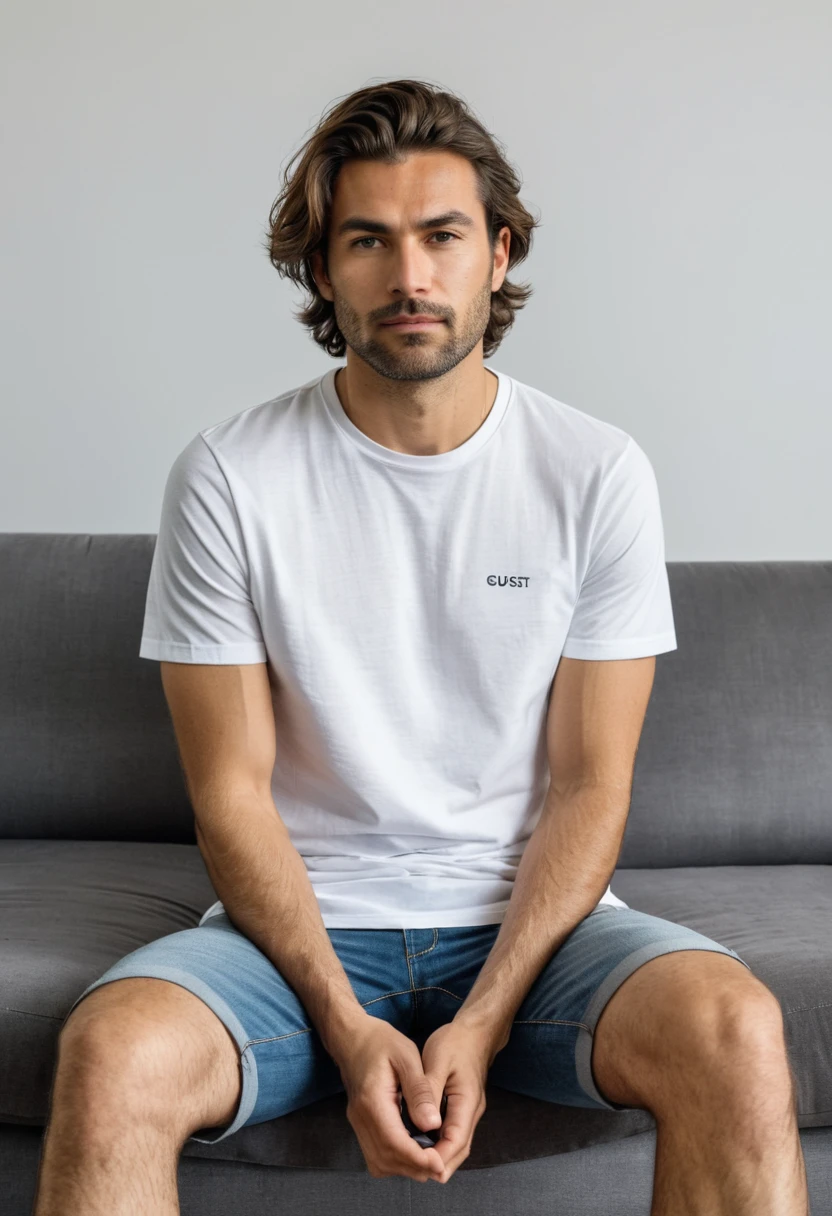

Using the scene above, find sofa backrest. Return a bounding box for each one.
[1,534,195,842]
[624,557,832,867]
[1,534,830,864]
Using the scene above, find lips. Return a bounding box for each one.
[381,317,443,326]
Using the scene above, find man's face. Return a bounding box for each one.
[312,151,510,382]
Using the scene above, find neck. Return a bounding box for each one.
[333,362,498,457]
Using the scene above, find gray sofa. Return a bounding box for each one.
[1,532,830,1214]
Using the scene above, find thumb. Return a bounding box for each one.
[401,1070,443,1129]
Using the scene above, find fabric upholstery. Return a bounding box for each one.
[0,534,829,1180]
[0,840,828,1172]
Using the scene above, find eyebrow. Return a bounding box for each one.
[335,209,476,238]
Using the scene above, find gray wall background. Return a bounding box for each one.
[2,0,829,557]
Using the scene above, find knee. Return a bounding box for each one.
[713,983,785,1054]
[679,982,789,1079]
[673,986,800,1130]
[56,999,189,1133]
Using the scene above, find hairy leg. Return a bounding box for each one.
[34,976,243,1216]
[591,950,809,1216]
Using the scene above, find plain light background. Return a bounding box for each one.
[2,0,829,556]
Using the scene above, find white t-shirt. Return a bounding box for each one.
[140,365,677,928]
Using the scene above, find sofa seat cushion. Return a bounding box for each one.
[0,840,828,1172]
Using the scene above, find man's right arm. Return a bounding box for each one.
[158,659,370,1064]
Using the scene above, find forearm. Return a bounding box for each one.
[454,784,629,1063]
[194,795,369,1063]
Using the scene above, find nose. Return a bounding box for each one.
[386,237,435,301]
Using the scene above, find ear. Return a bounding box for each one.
[310,249,333,302]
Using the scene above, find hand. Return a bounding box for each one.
[335,1015,448,1183]
[417,1018,493,1184]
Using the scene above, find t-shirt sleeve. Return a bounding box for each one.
[560,436,677,661]
[138,433,268,665]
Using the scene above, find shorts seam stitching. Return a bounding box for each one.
[405,928,439,959]
[512,1018,592,1032]
[243,988,419,1048]
[403,932,418,1025]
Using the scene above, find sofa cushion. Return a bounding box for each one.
[0,841,828,1172]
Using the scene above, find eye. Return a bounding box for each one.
[350,232,459,249]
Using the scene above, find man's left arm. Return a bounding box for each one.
[453,652,658,1065]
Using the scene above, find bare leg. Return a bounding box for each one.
[648,1035,809,1216]
[33,977,243,1216]
[591,951,810,1216]
[35,1097,183,1216]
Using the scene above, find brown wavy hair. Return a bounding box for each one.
[262,78,541,359]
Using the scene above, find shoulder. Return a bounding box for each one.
[506,371,642,484]
[195,372,323,463]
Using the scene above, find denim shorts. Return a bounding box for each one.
[63,904,751,1144]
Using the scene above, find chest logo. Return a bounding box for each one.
[487,575,531,587]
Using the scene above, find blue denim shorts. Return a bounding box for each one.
[64,904,751,1144]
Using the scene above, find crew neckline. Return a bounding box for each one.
[318,365,513,470]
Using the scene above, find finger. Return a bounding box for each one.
[429,1087,480,1174]
[376,1088,444,1179]
[401,1078,443,1130]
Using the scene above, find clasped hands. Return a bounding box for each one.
[340,1014,498,1185]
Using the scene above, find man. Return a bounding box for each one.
[34,79,808,1213]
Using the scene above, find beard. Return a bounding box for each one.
[330,272,493,383]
